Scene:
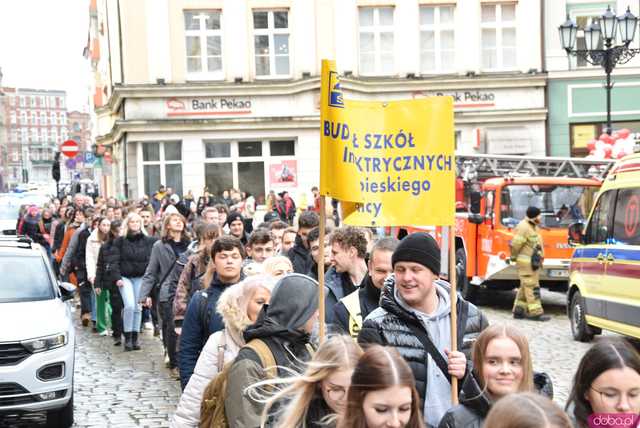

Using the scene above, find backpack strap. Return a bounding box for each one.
[198,291,212,339]
[405,321,452,384]
[245,339,277,379]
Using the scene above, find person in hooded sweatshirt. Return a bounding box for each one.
[438,324,553,428]
[224,273,319,428]
[287,210,319,274]
[358,232,489,428]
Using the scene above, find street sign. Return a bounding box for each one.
[84,151,95,164]
[61,140,80,158]
[65,158,76,170]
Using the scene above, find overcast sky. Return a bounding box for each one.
[0,0,90,112]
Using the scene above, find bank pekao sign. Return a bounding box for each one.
[412,90,497,108]
[166,97,253,117]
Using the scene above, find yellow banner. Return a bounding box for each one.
[319,60,455,226]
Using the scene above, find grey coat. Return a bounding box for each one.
[140,240,180,303]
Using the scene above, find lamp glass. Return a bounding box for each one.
[559,18,578,50]
[602,7,617,40]
[618,8,638,43]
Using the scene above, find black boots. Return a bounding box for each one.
[113,333,122,346]
[124,332,133,351]
[132,332,141,351]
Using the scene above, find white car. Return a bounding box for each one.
[0,237,75,427]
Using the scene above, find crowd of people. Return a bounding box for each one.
[13,186,640,428]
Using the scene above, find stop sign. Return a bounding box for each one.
[61,140,80,158]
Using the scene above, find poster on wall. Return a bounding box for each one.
[269,160,297,188]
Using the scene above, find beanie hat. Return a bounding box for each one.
[170,194,180,204]
[392,232,441,275]
[226,211,244,226]
[526,206,541,219]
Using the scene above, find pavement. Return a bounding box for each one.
[0,288,621,427]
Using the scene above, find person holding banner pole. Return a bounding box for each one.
[358,232,488,428]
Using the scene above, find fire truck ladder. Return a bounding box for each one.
[456,154,616,181]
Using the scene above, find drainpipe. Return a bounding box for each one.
[541,0,551,156]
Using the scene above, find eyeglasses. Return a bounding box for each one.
[323,384,347,402]
[591,386,640,407]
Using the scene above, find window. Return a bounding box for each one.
[20,112,26,124]
[21,129,27,142]
[10,112,16,124]
[420,6,455,72]
[585,190,616,245]
[20,96,25,107]
[141,142,183,197]
[40,112,46,125]
[359,7,394,75]
[253,10,290,77]
[60,114,66,125]
[481,3,516,70]
[30,96,36,107]
[42,128,48,142]
[204,139,296,203]
[613,188,640,245]
[184,11,223,77]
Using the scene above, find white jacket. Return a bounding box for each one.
[85,229,102,282]
[171,329,242,428]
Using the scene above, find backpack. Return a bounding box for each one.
[199,339,277,428]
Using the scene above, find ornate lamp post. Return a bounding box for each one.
[559,6,640,134]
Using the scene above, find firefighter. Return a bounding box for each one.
[510,206,550,322]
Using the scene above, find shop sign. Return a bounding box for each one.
[165,97,253,117]
[413,90,497,108]
[269,160,298,188]
[487,127,533,154]
[572,124,597,148]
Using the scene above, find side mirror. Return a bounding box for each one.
[468,213,483,225]
[470,191,482,214]
[59,281,76,302]
[568,222,585,246]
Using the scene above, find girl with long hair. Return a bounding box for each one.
[338,346,424,428]
[113,213,157,351]
[171,275,274,428]
[566,337,640,428]
[484,392,572,428]
[94,220,124,345]
[438,324,553,428]
[255,335,363,428]
[86,217,112,335]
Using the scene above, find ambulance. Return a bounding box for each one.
[567,152,640,342]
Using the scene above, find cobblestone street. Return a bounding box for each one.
[1,289,619,427]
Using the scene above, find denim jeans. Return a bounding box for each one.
[119,277,143,333]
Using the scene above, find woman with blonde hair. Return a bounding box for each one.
[262,256,294,278]
[171,275,275,428]
[484,392,572,428]
[438,324,553,428]
[255,335,363,428]
[112,212,157,351]
[338,345,424,428]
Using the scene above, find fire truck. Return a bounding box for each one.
[400,154,615,301]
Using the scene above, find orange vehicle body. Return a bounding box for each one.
[401,176,603,298]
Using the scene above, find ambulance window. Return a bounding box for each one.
[585,190,615,245]
[612,188,640,245]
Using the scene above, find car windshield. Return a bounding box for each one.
[500,185,598,228]
[0,203,20,221]
[0,255,55,303]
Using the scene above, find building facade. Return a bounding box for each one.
[545,0,640,156]
[0,88,68,188]
[90,0,546,201]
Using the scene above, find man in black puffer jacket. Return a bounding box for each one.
[358,232,489,428]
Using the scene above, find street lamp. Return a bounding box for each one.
[559,7,640,135]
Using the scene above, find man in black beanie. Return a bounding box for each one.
[358,232,488,428]
[226,211,249,245]
[511,205,550,321]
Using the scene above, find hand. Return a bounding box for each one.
[140,297,152,307]
[174,327,182,335]
[89,277,95,285]
[116,279,124,287]
[445,349,467,380]
[95,287,101,295]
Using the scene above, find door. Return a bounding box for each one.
[606,187,640,336]
[578,189,616,318]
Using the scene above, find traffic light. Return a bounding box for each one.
[52,151,61,182]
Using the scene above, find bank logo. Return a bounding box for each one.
[589,413,640,428]
[328,71,344,108]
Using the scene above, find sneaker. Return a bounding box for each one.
[169,367,180,379]
[153,326,161,337]
[98,330,109,336]
[526,314,551,322]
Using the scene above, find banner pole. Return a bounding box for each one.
[318,196,326,343]
[449,225,458,405]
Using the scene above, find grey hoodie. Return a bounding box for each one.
[395,280,453,428]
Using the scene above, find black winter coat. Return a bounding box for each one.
[72,227,92,273]
[112,233,157,278]
[94,240,121,291]
[437,372,554,428]
[358,277,489,408]
[287,235,311,274]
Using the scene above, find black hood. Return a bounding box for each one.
[244,273,318,343]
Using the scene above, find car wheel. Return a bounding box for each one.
[45,393,73,428]
[570,291,594,342]
[455,248,476,302]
